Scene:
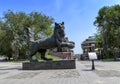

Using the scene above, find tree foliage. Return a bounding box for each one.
[0,10,54,60]
[94,5,120,58]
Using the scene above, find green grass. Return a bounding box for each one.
[8,55,61,62]
[101,58,115,61]
[46,55,61,60]
[8,58,29,62]
[37,55,61,62]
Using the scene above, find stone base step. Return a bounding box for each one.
[22,60,76,70]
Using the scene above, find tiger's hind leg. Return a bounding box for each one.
[38,49,52,61]
[28,51,39,62]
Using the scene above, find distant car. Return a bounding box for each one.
[115,54,120,61]
[75,54,81,60]
[0,56,7,62]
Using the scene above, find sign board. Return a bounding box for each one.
[88,52,97,60]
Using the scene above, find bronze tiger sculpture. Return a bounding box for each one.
[25,22,75,62]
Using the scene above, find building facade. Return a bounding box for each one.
[81,36,96,60]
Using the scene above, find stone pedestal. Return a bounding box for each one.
[22,60,76,70]
[50,52,74,59]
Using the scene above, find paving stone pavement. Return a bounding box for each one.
[1,61,120,84]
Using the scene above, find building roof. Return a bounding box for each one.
[81,36,96,45]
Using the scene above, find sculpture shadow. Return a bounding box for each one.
[0,67,22,70]
[82,69,95,71]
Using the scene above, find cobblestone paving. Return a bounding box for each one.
[0,72,8,75]
[6,72,41,79]
[94,70,120,77]
[1,61,120,84]
[50,70,80,78]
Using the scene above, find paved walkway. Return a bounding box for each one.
[0,61,120,84]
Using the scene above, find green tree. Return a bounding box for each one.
[94,5,120,59]
[0,22,13,60]
[0,10,54,60]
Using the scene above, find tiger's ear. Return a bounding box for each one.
[55,22,57,25]
[62,22,64,25]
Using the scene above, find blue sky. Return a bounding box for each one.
[0,0,120,54]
